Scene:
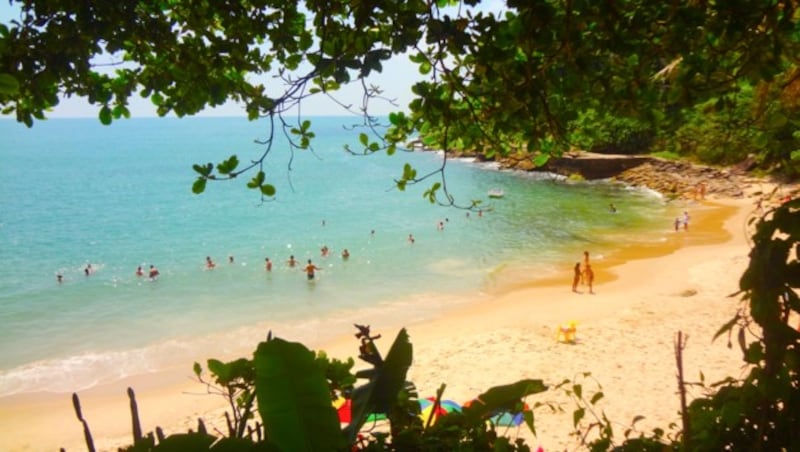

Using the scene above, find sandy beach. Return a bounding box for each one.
[0,185,769,451]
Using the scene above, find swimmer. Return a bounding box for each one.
[136,266,144,277]
[229,255,234,264]
[57,274,63,283]
[287,255,297,268]
[609,203,617,213]
[265,257,272,271]
[305,259,321,280]
[148,265,160,280]
[205,256,216,270]
[342,248,350,260]
[85,263,93,276]
[408,233,415,244]
[321,246,330,257]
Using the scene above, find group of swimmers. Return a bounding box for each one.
[56,215,471,285]
[572,250,595,294]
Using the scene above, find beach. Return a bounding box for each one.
[0,179,769,451]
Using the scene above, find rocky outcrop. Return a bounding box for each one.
[494,151,744,199]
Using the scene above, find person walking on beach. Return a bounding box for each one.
[205,256,216,270]
[572,262,581,293]
[683,211,690,231]
[581,251,590,285]
[287,255,297,268]
[585,263,595,294]
[265,257,272,271]
[305,259,321,280]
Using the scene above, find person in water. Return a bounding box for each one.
[305,259,321,280]
[205,256,216,270]
[287,255,297,268]
[136,266,144,277]
[265,257,272,271]
[341,248,350,259]
[148,265,160,279]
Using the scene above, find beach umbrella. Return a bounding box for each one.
[419,397,462,425]
[463,399,529,427]
[333,397,387,424]
[490,410,525,427]
[333,396,352,423]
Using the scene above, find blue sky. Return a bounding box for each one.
[1,1,504,119]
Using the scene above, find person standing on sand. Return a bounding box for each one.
[675,217,681,231]
[572,262,581,293]
[585,263,595,294]
[305,259,321,280]
[581,251,590,285]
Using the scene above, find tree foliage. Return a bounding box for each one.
[3,1,800,199]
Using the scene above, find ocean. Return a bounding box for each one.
[0,116,672,396]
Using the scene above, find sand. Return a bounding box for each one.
[0,186,773,451]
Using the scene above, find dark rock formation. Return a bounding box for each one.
[495,152,744,199]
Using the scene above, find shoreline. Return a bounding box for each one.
[0,187,760,451]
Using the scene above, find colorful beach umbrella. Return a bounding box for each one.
[333,397,387,424]
[419,397,462,425]
[490,410,525,427]
[463,399,530,427]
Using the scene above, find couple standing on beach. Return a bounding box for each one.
[572,251,594,294]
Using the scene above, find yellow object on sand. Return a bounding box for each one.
[556,321,578,343]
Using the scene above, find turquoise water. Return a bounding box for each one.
[0,117,670,396]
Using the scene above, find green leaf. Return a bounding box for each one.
[216,155,239,175]
[192,177,207,194]
[0,73,20,95]
[193,362,202,378]
[359,133,369,146]
[345,329,413,443]
[260,184,276,197]
[99,106,112,125]
[254,338,345,451]
[247,171,265,189]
